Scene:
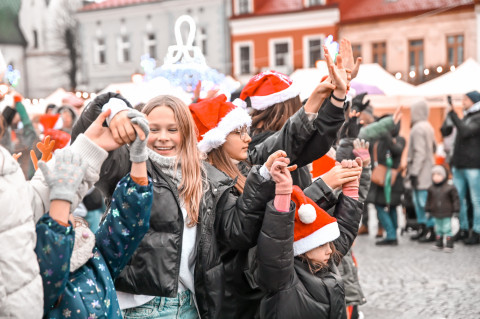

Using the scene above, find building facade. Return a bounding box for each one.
[338,0,479,84]
[76,0,232,93]
[229,0,340,83]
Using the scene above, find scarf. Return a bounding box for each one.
[147,148,182,186]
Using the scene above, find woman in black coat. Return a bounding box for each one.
[368,122,405,245]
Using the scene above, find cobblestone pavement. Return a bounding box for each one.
[353,207,480,319]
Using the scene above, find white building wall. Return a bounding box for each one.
[77,0,231,93]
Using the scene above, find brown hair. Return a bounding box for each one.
[250,96,302,136]
[142,95,205,227]
[207,146,246,193]
[299,242,343,274]
[0,115,4,139]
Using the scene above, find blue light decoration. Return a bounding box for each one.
[324,35,339,62]
[143,15,238,97]
[6,65,20,87]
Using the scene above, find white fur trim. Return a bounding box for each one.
[298,204,316,224]
[293,221,340,256]
[198,106,252,153]
[250,82,301,110]
[232,98,247,109]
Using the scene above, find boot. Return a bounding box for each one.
[410,224,426,241]
[444,236,454,252]
[434,235,443,250]
[358,224,369,235]
[419,227,436,243]
[464,231,480,245]
[376,226,384,238]
[452,229,469,242]
[375,238,398,246]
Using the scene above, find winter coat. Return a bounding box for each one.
[248,99,346,189]
[0,135,106,319]
[443,106,480,169]
[425,173,460,219]
[71,93,276,319]
[358,116,395,142]
[36,174,153,318]
[368,135,405,207]
[406,101,436,190]
[256,194,362,319]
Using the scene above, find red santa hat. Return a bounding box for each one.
[189,94,252,153]
[291,185,340,256]
[235,70,300,111]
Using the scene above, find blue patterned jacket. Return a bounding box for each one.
[35,174,153,318]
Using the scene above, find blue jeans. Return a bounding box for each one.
[376,205,398,240]
[412,189,435,227]
[452,167,480,233]
[123,291,199,319]
[434,217,453,237]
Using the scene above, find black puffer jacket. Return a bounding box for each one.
[248,100,345,189]
[256,194,362,319]
[71,93,276,319]
[442,109,480,169]
[425,168,460,218]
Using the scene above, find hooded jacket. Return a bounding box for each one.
[425,167,460,219]
[406,101,436,190]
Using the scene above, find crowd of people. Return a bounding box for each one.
[0,39,479,319]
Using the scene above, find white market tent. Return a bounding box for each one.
[290,62,417,100]
[415,58,480,97]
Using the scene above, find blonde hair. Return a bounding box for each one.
[250,96,302,136]
[207,146,246,193]
[142,95,205,227]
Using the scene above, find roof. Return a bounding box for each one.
[0,0,27,46]
[79,0,162,12]
[231,0,339,18]
[339,0,475,24]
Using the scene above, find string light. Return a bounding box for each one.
[409,71,416,78]
[395,72,402,79]
[424,69,430,75]
[450,65,456,71]
[437,66,443,73]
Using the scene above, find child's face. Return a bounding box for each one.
[432,172,444,184]
[223,125,251,161]
[147,106,182,157]
[305,242,332,264]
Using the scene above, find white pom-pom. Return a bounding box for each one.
[298,204,317,224]
[232,98,247,109]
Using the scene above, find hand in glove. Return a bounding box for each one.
[352,138,371,167]
[127,110,150,163]
[38,148,88,203]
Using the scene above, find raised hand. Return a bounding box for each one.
[339,38,362,80]
[30,135,56,170]
[265,150,288,172]
[38,148,88,203]
[85,109,123,152]
[324,45,348,99]
[321,160,362,190]
[304,76,336,113]
[109,110,137,144]
[270,157,296,195]
[353,139,371,167]
[341,158,362,200]
[127,110,150,163]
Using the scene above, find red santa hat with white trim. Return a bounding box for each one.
[234,70,300,111]
[291,185,340,256]
[189,94,252,153]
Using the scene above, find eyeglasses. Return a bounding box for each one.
[232,125,249,140]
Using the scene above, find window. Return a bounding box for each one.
[274,43,289,67]
[33,30,38,49]
[409,39,424,83]
[239,45,251,74]
[372,42,386,69]
[145,33,156,59]
[447,34,464,67]
[304,37,322,68]
[352,44,362,60]
[305,0,325,6]
[237,0,252,15]
[94,38,106,64]
[197,27,207,56]
[117,35,131,63]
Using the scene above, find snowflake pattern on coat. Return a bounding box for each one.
[35,174,152,318]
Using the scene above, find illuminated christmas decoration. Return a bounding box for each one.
[144,15,238,97]
[5,65,20,87]
[324,35,339,60]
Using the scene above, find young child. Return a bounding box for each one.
[35,112,153,318]
[256,157,363,319]
[425,165,460,252]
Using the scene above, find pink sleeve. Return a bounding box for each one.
[274,194,291,212]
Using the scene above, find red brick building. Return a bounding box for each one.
[229,0,340,82]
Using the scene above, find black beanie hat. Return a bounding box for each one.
[466,91,480,104]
